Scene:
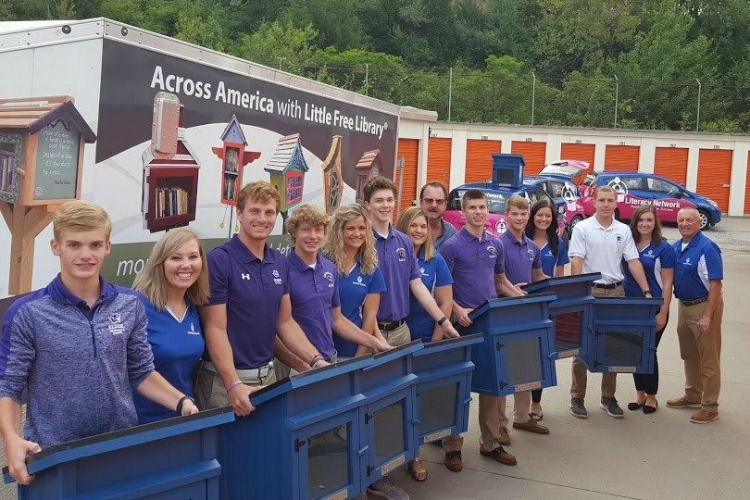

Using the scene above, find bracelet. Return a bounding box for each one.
[226,380,243,394]
[176,395,195,414]
[309,354,325,368]
[437,316,448,326]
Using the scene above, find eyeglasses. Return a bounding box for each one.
[421,198,446,205]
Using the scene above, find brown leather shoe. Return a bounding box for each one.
[690,409,719,424]
[666,396,701,409]
[513,420,550,435]
[444,451,463,472]
[498,426,511,445]
[480,446,517,466]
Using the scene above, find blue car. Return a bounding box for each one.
[579,172,721,230]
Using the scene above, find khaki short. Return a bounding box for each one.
[194,362,277,410]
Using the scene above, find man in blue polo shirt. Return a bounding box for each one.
[273,204,391,378]
[419,181,457,251]
[667,208,724,424]
[441,189,525,467]
[362,176,458,499]
[498,195,550,438]
[196,182,328,417]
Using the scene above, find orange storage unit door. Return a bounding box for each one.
[396,138,419,213]
[511,141,547,175]
[604,145,640,171]
[654,147,688,186]
[560,143,596,169]
[746,157,750,215]
[465,139,501,183]
[427,137,452,186]
[697,148,731,213]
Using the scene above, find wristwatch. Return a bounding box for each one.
[176,395,196,414]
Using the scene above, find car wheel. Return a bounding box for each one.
[614,208,621,221]
[571,215,583,227]
[698,209,711,230]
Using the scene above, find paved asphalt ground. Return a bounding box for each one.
[2,217,748,499]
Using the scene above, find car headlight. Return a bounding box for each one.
[706,199,718,209]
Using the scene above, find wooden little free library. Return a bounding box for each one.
[0,95,96,295]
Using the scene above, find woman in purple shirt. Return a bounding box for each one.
[524,199,569,421]
[132,228,210,423]
[322,204,388,359]
[623,205,675,414]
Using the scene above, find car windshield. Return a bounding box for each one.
[449,190,508,214]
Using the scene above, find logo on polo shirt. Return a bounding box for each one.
[616,235,622,242]
[684,257,692,266]
[527,249,535,261]
[108,313,124,335]
[353,275,366,287]
[420,266,429,278]
[545,250,553,257]
[187,323,200,335]
[647,249,654,256]
[323,271,334,287]
[486,245,497,258]
[240,273,251,280]
[271,269,283,285]
[396,247,406,261]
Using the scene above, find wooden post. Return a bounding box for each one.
[1,202,56,295]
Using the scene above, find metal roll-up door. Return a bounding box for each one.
[427,137,452,186]
[697,148,731,213]
[511,141,547,175]
[746,157,750,215]
[604,145,640,171]
[560,143,596,168]
[396,138,419,213]
[466,139,501,183]
[654,147,688,186]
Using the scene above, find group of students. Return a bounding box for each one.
[0,175,723,500]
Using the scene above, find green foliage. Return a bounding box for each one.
[4,0,750,131]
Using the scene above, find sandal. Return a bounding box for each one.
[408,458,428,482]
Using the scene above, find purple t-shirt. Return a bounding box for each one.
[288,251,341,359]
[206,235,290,369]
[499,231,541,286]
[374,226,421,321]
[441,228,505,309]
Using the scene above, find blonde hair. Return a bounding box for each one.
[132,228,210,309]
[322,203,378,276]
[396,207,435,261]
[506,194,530,212]
[53,200,111,241]
[236,181,280,212]
[286,204,329,246]
[596,185,617,199]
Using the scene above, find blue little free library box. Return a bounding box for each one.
[4,407,234,500]
[522,272,601,359]
[580,297,664,374]
[458,294,558,397]
[412,334,483,444]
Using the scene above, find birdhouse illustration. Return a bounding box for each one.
[141,92,200,233]
[264,133,309,231]
[211,115,261,206]
[321,135,343,215]
[355,149,382,203]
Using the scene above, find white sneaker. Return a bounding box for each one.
[367,476,410,499]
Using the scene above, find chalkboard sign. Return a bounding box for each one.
[0,132,23,203]
[33,120,80,201]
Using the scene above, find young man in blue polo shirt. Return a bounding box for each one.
[196,182,328,417]
[498,195,550,438]
[667,208,723,424]
[362,176,459,499]
[441,190,525,467]
[273,204,391,378]
[0,201,198,486]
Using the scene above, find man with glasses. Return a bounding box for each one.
[419,181,456,252]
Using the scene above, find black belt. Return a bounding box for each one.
[378,319,405,331]
[681,297,708,307]
[592,281,623,289]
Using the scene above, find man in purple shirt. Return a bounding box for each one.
[362,176,458,499]
[197,182,328,417]
[441,190,525,467]
[274,204,391,378]
[498,195,550,438]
